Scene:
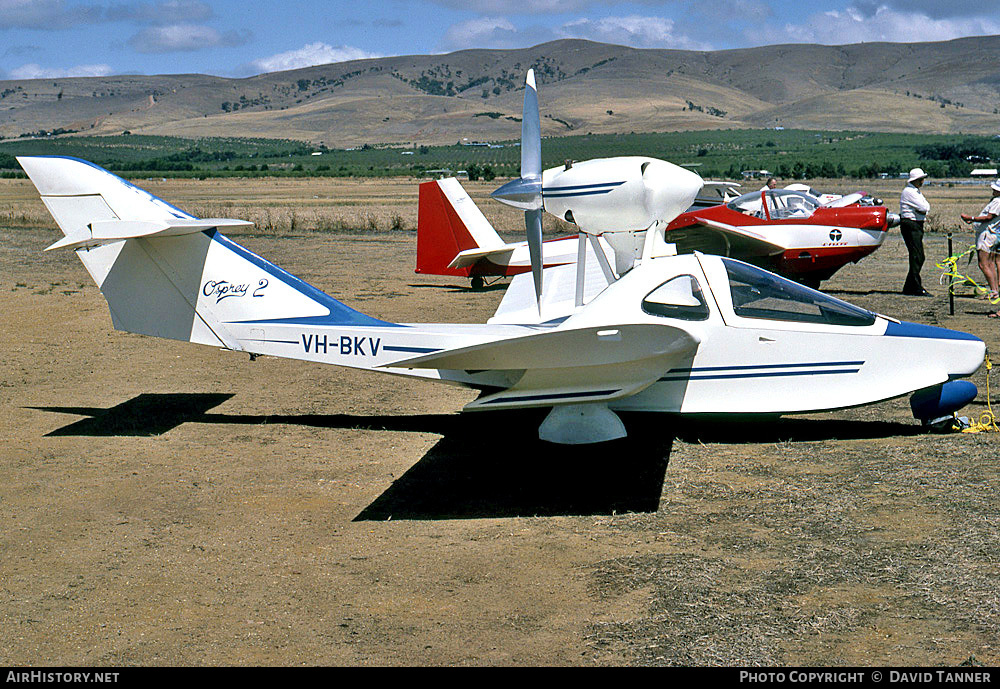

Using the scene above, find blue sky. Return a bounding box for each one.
[1,0,999,79]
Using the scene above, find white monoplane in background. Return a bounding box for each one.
[18,71,984,444]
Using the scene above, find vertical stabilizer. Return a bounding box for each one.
[415,177,504,276]
[19,156,393,351]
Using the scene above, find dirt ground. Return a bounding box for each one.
[2,176,999,666]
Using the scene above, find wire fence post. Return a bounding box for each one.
[948,232,954,316]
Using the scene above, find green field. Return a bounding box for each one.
[1,129,997,180]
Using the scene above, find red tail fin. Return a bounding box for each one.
[416,179,475,277]
[416,178,506,277]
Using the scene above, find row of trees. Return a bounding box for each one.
[707,158,981,181]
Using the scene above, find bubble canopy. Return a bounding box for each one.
[727,189,822,220]
[722,258,876,327]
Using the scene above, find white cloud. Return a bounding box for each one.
[441,17,521,50]
[852,0,988,20]
[750,5,1000,46]
[128,23,249,53]
[558,15,713,50]
[0,0,103,30]
[250,42,382,74]
[8,62,113,79]
[439,12,711,51]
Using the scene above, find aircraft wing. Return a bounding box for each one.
[447,244,518,269]
[383,322,700,410]
[667,216,786,257]
[821,192,864,208]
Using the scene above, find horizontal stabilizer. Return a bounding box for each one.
[447,244,518,269]
[45,218,253,251]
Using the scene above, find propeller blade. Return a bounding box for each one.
[526,208,543,308]
[523,69,543,309]
[491,69,545,309]
[521,69,541,180]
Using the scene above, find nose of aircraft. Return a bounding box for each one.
[641,159,704,225]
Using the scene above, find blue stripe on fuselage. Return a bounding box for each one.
[543,181,625,192]
[542,181,624,199]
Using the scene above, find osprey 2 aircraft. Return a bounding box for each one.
[18,70,985,444]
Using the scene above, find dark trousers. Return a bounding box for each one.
[900,218,925,294]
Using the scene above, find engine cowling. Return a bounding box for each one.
[541,156,703,235]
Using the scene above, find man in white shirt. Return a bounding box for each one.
[960,179,1000,313]
[899,168,931,296]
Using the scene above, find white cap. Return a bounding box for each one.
[992,179,1000,193]
[908,168,928,183]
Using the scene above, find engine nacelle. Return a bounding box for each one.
[541,156,703,235]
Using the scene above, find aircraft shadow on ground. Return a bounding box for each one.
[30,393,237,436]
[29,394,926,520]
[408,281,510,293]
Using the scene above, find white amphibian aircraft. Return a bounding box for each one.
[18,72,985,444]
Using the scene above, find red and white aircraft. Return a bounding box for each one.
[416,177,898,289]
[663,188,899,287]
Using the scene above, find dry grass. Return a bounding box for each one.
[4,174,992,238]
[3,175,1000,666]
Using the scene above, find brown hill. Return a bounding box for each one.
[1,37,998,145]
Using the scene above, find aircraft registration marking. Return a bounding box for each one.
[296,335,440,357]
[301,333,382,356]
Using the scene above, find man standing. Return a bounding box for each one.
[960,179,1000,314]
[900,168,931,296]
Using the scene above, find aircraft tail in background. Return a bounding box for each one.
[415,177,514,280]
[416,176,587,287]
